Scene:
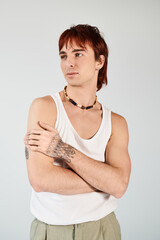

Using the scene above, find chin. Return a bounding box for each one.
[65,79,79,85]
[67,83,80,87]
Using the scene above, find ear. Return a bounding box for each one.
[95,55,105,71]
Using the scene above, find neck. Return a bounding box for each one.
[65,84,97,107]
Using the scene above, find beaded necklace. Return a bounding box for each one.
[64,86,97,110]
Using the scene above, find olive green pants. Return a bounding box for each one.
[30,212,121,240]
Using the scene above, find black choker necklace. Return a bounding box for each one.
[64,86,97,110]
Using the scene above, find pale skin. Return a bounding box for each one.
[24,41,131,197]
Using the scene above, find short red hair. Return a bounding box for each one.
[59,24,109,91]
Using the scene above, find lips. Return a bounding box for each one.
[66,72,78,75]
[66,72,79,78]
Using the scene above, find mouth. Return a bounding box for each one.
[66,72,79,76]
[67,73,78,76]
[66,72,78,78]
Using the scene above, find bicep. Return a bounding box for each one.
[25,97,57,190]
[105,115,131,181]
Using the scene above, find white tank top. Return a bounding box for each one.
[30,92,117,225]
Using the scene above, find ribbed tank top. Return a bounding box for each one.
[30,92,117,225]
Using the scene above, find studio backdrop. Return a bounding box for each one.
[0,0,160,239]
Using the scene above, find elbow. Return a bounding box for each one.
[29,177,43,193]
[32,183,42,193]
[114,191,124,199]
[113,180,129,199]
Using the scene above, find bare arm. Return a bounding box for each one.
[47,112,131,198]
[25,96,99,194]
[26,101,131,198]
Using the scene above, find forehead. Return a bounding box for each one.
[60,40,93,52]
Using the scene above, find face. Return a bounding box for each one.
[59,41,103,87]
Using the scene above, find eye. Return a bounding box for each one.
[75,53,82,57]
[60,55,67,59]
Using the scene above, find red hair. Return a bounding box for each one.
[59,24,109,91]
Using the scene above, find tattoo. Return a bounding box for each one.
[46,134,76,163]
[55,140,76,163]
[25,146,29,160]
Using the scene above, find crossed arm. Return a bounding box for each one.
[25,97,131,198]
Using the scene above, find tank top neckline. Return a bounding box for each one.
[56,91,105,142]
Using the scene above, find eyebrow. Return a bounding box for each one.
[59,48,86,55]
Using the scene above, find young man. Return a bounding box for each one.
[24,24,131,240]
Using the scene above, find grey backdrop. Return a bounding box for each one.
[0,0,160,239]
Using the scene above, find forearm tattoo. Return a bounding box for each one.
[46,134,76,163]
[25,146,29,160]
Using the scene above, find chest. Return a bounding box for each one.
[63,105,103,140]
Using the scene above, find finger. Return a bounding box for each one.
[24,133,29,141]
[38,121,54,132]
[26,134,40,140]
[27,145,40,152]
[24,134,30,141]
[24,139,31,146]
[27,140,39,145]
[28,129,42,135]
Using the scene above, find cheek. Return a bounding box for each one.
[84,62,96,73]
[60,62,65,73]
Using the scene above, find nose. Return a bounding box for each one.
[66,56,75,67]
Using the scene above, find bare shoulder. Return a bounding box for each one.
[111,111,128,128]
[31,95,56,110]
[110,111,129,145]
[27,95,57,130]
